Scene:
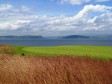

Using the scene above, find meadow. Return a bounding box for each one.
[12,45,112,60]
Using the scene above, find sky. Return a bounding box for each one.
[0,0,112,36]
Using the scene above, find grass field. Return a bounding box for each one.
[12,45,112,60]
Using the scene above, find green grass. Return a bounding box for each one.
[12,45,112,60]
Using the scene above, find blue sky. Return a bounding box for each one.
[0,0,83,16]
[0,0,111,15]
[0,0,112,36]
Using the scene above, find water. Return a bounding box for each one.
[0,38,112,46]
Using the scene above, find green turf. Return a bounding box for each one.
[12,45,112,60]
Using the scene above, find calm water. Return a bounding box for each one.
[0,38,112,46]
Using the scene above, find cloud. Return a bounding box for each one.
[75,4,112,18]
[0,4,13,12]
[74,5,112,31]
[0,4,112,36]
[58,0,110,5]
[95,0,110,2]
[59,0,90,5]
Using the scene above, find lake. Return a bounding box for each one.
[0,38,112,46]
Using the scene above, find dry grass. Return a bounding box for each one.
[0,54,112,84]
[0,45,13,54]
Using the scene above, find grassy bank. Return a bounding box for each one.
[12,45,112,60]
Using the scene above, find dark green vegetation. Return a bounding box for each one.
[11,45,112,60]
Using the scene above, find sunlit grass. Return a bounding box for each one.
[12,45,112,60]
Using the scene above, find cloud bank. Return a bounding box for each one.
[0,4,112,36]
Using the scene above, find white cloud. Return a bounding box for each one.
[0,4,13,12]
[95,0,110,2]
[0,4,112,36]
[59,0,90,5]
[58,0,110,5]
[75,4,112,18]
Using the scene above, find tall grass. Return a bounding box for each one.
[0,45,13,54]
[0,54,112,84]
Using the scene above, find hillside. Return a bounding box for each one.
[62,35,90,39]
[0,36,44,40]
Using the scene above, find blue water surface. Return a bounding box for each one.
[0,38,112,46]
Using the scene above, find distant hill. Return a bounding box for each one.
[0,36,44,40]
[62,35,90,39]
[0,35,112,40]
